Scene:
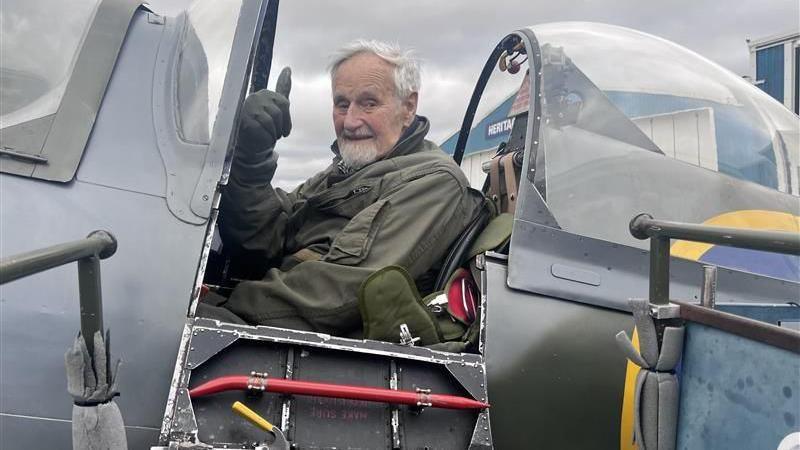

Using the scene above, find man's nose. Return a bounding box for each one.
[343,105,364,130]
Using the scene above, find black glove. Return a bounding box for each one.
[236,67,292,163]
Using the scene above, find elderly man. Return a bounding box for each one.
[209,40,482,336]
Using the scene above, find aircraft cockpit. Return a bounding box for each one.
[452,23,799,283]
[2,2,798,447]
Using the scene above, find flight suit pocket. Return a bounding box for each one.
[324,199,390,265]
[312,181,381,219]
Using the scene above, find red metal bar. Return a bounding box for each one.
[187,375,247,397]
[188,375,489,410]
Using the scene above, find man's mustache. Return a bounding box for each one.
[340,127,374,140]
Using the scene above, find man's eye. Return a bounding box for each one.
[335,102,349,110]
[363,101,377,109]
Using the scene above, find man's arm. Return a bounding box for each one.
[218,68,295,262]
[223,166,482,334]
[219,152,300,261]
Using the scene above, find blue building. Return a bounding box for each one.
[749,31,800,114]
[439,95,517,187]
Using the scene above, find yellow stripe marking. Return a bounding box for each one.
[671,210,800,261]
[620,328,640,450]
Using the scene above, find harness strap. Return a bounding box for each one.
[501,153,519,213]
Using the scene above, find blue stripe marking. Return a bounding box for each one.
[699,245,800,282]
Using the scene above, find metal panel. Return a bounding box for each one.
[715,303,800,327]
[290,348,392,449]
[189,340,288,444]
[0,115,54,177]
[0,174,204,431]
[160,319,491,448]
[398,359,479,450]
[757,44,785,104]
[77,10,167,197]
[507,219,800,313]
[676,322,800,449]
[483,258,630,449]
[0,9,210,447]
[151,13,209,224]
[36,0,140,182]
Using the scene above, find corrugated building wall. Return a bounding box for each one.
[756,44,785,102]
[749,32,799,112]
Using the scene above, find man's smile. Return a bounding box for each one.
[341,128,375,140]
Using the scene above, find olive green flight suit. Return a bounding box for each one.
[218,116,483,335]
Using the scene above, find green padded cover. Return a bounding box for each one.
[358,266,441,345]
[468,212,513,258]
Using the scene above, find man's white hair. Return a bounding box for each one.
[328,39,421,98]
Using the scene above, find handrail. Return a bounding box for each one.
[630,213,800,255]
[629,213,800,305]
[0,231,117,284]
[0,231,117,355]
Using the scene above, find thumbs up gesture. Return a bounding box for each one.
[236,67,293,161]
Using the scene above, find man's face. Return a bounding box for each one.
[332,52,417,169]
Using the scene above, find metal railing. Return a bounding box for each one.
[0,231,117,355]
[629,213,800,305]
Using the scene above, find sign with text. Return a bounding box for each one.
[485,117,515,139]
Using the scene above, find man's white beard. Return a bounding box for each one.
[337,137,380,170]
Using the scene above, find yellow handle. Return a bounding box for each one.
[232,401,274,433]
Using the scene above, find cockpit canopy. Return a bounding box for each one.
[449,22,799,281]
[0,0,100,129]
[532,22,798,195]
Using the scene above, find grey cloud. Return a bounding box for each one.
[264,0,797,186]
[150,0,799,187]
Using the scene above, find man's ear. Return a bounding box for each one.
[402,92,418,127]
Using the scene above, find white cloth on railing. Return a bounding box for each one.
[65,331,127,450]
[616,299,684,450]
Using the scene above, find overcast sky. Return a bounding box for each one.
[159,0,800,189]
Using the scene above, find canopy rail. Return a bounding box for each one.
[629,213,800,306]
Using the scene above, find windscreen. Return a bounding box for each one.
[443,47,530,187]
[176,0,243,144]
[528,23,799,280]
[0,0,101,129]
